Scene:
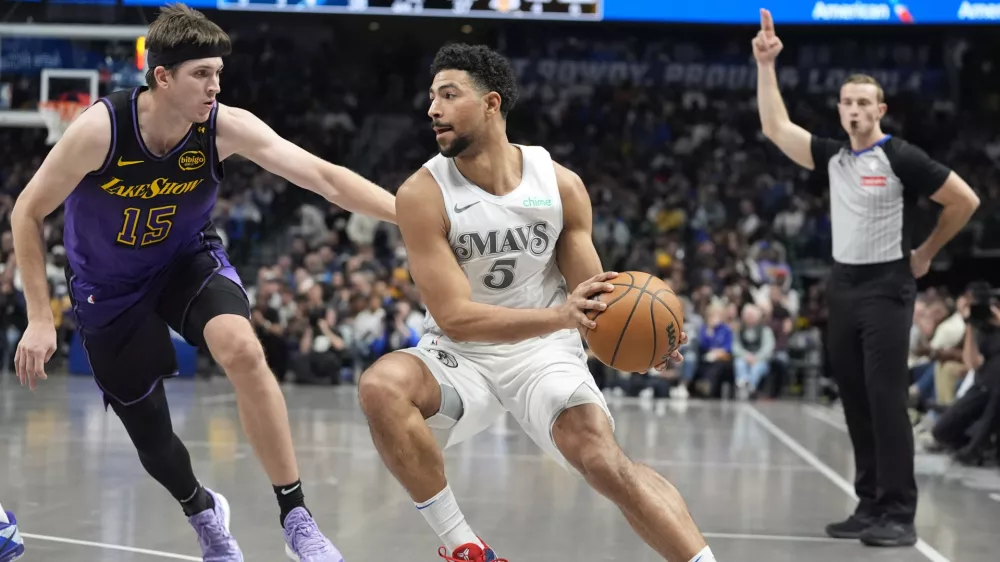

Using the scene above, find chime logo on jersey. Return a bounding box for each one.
[522,196,552,207]
[453,221,551,262]
[861,176,888,187]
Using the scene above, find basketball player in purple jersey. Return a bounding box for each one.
[10,5,393,561]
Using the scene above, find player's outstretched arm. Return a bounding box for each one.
[215,104,396,224]
[753,8,816,170]
[11,102,112,388]
[398,168,609,344]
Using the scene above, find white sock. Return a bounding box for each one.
[0,501,8,524]
[415,485,481,553]
[689,546,717,562]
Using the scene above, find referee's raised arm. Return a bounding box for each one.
[752,9,821,171]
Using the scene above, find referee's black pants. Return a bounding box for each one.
[827,259,917,524]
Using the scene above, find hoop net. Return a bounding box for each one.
[38,94,91,146]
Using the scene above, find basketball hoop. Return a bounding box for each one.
[38,94,91,146]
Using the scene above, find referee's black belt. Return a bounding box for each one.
[831,258,910,286]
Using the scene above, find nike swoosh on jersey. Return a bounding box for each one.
[454,201,481,213]
[117,157,144,167]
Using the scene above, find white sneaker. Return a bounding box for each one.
[736,380,750,400]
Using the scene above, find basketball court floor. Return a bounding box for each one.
[1,373,998,562]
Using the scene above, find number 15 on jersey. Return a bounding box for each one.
[116,205,176,247]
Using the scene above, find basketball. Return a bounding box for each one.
[584,271,685,373]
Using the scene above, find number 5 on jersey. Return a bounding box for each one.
[116,206,176,247]
[484,258,517,290]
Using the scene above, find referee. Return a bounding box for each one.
[752,10,980,548]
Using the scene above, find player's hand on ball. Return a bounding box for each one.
[562,271,618,330]
[15,321,57,391]
[752,8,783,65]
[654,331,689,371]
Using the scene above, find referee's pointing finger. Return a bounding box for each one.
[760,9,775,39]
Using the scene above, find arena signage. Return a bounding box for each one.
[109,0,1000,23]
[600,0,1000,23]
[510,59,943,96]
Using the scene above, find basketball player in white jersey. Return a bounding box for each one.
[358,44,717,562]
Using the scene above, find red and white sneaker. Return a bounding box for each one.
[437,540,507,562]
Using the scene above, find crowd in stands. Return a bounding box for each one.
[0,23,998,468]
[907,285,1000,467]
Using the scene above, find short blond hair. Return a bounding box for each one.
[841,74,885,103]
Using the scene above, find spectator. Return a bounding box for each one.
[733,304,776,400]
[0,276,25,371]
[909,297,966,408]
[931,285,1000,466]
[251,281,288,382]
[695,303,734,398]
[931,296,969,407]
[370,300,421,358]
[353,294,387,367]
[759,284,795,397]
[296,304,349,385]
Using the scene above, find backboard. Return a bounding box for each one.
[0,24,147,133]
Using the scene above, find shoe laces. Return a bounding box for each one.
[289,515,331,555]
[437,546,508,562]
[193,514,231,551]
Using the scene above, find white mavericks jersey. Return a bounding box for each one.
[421,144,572,347]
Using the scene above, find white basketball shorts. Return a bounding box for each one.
[398,330,614,471]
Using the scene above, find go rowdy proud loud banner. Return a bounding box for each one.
[510,58,944,96]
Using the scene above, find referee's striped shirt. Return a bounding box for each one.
[811,134,951,265]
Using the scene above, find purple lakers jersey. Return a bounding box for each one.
[63,87,224,290]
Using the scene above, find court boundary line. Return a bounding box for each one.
[745,405,951,562]
[20,532,201,560]
[803,404,848,431]
[701,532,846,543]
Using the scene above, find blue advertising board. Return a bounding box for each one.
[112,0,1000,24]
[603,1,1000,24]
[0,37,107,74]
[123,0,602,20]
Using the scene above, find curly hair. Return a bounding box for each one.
[430,43,519,119]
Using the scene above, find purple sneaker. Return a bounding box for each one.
[188,489,243,562]
[283,507,343,562]
[1,510,26,562]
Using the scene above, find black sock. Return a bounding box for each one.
[180,485,215,517]
[274,480,308,527]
